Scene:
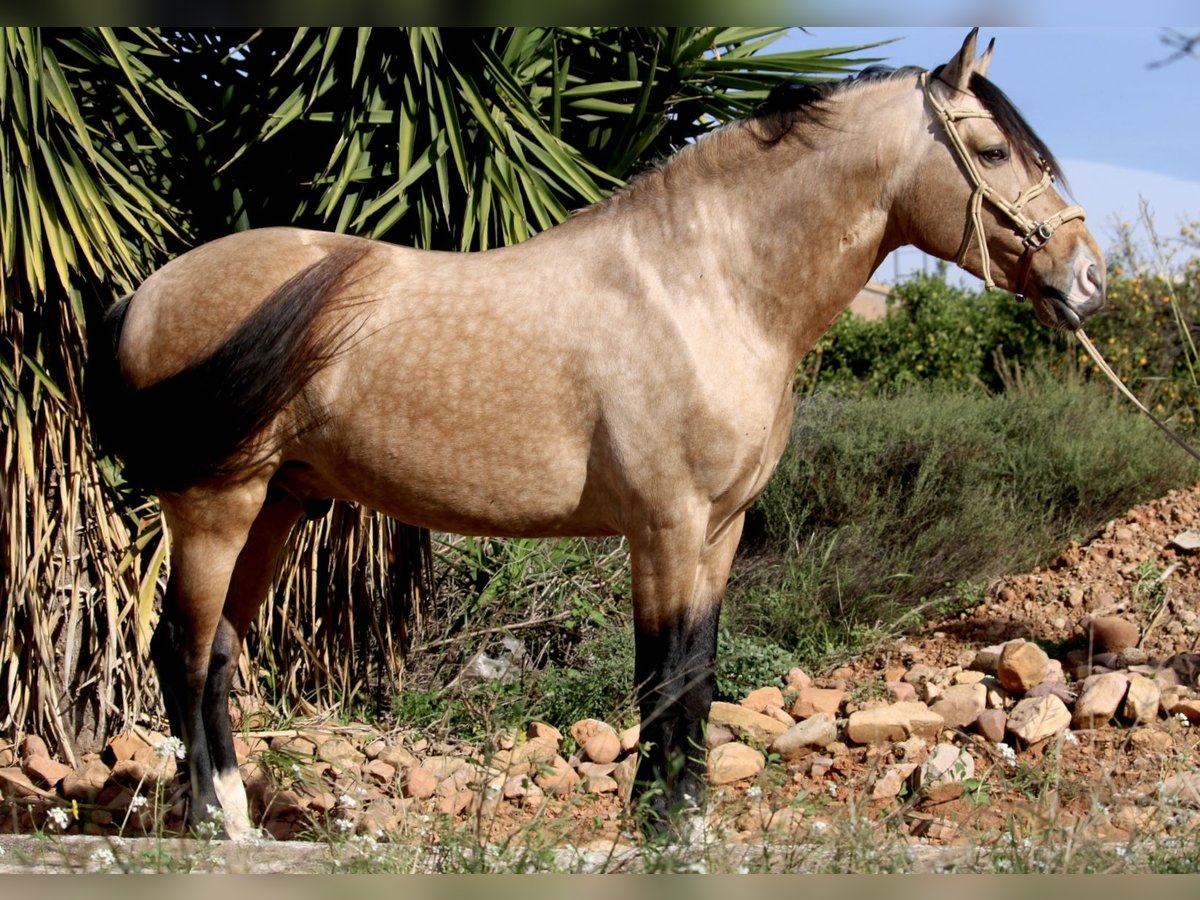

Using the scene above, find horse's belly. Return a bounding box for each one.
[295,421,618,538]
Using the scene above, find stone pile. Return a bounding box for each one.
[2,612,1199,842]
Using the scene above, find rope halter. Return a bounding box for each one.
[921,72,1086,296]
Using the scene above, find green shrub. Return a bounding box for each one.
[732,367,1199,656]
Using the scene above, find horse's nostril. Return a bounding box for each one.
[1087,264,1102,290]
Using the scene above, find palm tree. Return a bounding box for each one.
[0,26,874,753]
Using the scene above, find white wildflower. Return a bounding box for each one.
[995,742,1018,768]
[744,785,762,799]
[810,820,828,834]
[47,807,70,830]
[337,793,358,809]
[90,847,116,868]
[827,781,838,798]
[205,804,225,824]
[334,818,355,833]
[129,794,147,811]
[1063,730,1080,745]
[156,736,186,761]
[1176,713,1192,728]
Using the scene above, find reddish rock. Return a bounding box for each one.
[708,701,789,745]
[619,725,640,754]
[790,687,845,719]
[0,767,42,799]
[60,761,111,803]
[707,742,764,784]
[1083,616,1140,653]
[526,722,563,745]
[975,709,1007,744]
[785,668,813,691]
[740,686,785,713]
[997,642,1049,694]
[1123,673,1162,724]
[403,767,439,799]
[581,730,621,765]
[1073,672,1129,728]
[1007,695,1071,746]
[105,732,151,764]
[569,718,616,746]
[930,683,987,729]
[22,755,72,789]
[364,758,397,785]
[19,735,49,761]
[846,702,944,744]
[378,744,419,771]
[887,682,918,703]
[533,756,579,795]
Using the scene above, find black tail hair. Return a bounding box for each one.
[85,245,370,493]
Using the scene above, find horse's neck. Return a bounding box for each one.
[568,112,908,370]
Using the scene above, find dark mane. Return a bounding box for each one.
[751,65,924,144]
[752,64,1069,194]
[964,69,1069,193]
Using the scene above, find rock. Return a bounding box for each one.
[378,744,419,771]
[527,722,563,745]
[436,788,475,816]
[577,761,616,778]
[1172,698,1200,723]
[0,767,41,799]
[617,725,640,754]
[614,756,637,802]
[707,742,764,784]
[975,709,1007,744]
[708,701,789,745]
[1007,695,1071,746]
[1123,673,1162,724]
[845,702,944,744]
[512,735,560,768]
[1026,681,1075,706]
[929,683,987,729]
[60,761,111,803]
[1161,773,1200,807]
[316,737,363,768]
[502,774,533,799]
[952,670,987,686]
[19,735,49,761]
[886,682,918,703]
[21,755,72,789]
[997,642,1049,694]
[1164,652,1200,686]
[893,736,928,762]
[705,722,735,749]
[911,743,975,802]
[1083,616,1140,653]
[533,756,579,795]
[1169,530,1200,552]
[785,668,813,691]
[741,686,785,713]
[364,758,397,785]
[764,706,796,727]
[582,773,619,795]
[871,763,918,800]
[970,643,1010,675]
[569,718,616,747]
[109,758,152,788]
[581,730,621,765]
[402,767,439,799]
[105,732,151,764]
[789,687,845,719]
[772,713,837,760]
[1160,685,1190,716]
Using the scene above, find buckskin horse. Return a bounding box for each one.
[86,30,1106,839]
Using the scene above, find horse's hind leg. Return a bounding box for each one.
[629,509,745,834]
[151,481,269,836]
[204,491,303,840]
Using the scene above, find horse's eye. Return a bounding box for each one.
[980,146,1010,164]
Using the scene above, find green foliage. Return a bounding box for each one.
[798,272,1051,394]
[734,369,1199,655]
[713,630,797,700]
[527,624,636,729]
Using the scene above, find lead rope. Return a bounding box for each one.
[1075,329,1200,464]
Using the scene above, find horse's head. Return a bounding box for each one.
[903,29,1105,330]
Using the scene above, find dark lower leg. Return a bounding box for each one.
[632,603,720,829]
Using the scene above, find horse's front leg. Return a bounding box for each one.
[629,510,745,835]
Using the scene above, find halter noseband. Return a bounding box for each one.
[921,72,1085,297]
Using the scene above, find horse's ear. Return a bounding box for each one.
[941,27,980,93]
[976,37,996,79]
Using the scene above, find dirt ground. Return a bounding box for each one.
[5,483,1200,863]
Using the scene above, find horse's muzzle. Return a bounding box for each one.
[1033,251,1105,331]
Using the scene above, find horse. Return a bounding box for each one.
[85,30,1106,839]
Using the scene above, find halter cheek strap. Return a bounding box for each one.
[921,72,1086,296]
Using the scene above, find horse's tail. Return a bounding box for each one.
[84,245,369,493]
